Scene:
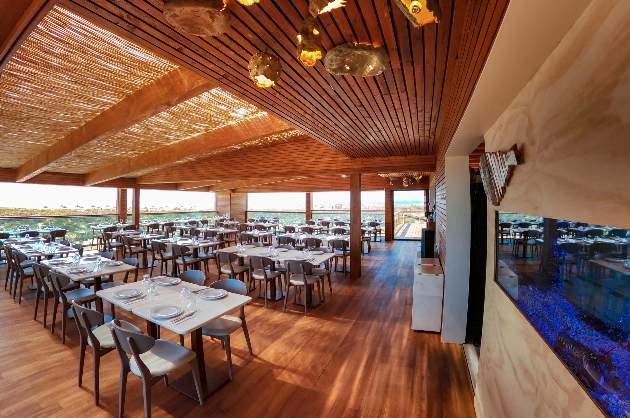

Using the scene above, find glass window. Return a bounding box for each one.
[139,190,215,212]
[247,192,305,211]
[496,211,630,417]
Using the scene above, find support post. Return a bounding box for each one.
[350,174,362,279]
[384,189,394,241]
[305,192,312,221]
[442,156,472,344]
[132,188,140,227]
[116,188,128,224]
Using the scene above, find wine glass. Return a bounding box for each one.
[186,296,198,313]
[180,286,191,304]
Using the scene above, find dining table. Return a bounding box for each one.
[277,232,351,247]
[97,280,251,400]
[41,255,137,290]
[217,245,334,307]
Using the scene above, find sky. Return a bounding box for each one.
[0,183,423,211]
[0,183,215,210]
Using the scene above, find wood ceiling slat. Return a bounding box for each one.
[423,23,437,155]
[115,0,352,146]
[64,0,339,149]
[429,0,453,152]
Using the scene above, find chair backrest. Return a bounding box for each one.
[592,242,617,255]
[32,263,51,289]
[111,321,155,356]
[49,271,72,294]
[123,225,136,231]
[20,230,39,237]
[306,220,316,225]
[239,224,249,232]
[171,244,182,259]
[72,301,104,332]
[608,228,627,238]
[179,270,206,286]
[99,251,115,260]
[558,242,579,255]
[498,222,511,230]
[278,236,296,246]
[286,260,313,276]
[329,239,349,251]
[72,244,84,257]
[284,226,296,233]
[304,238,322,248]
[239,233,253,244]
[211,278,248,296]
[201,220,209,226]
[301,227,314,234]
[331,227,345,235]
[0,232,10,240]
[217,251,238,265]
[248,255,274,272]
[321,221,330,227]
[165,226,177,238]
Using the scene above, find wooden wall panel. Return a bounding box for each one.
[305,193,312,221]
[230,193,248,224]
[349,174,361,279]
[116,188,127,223]
[478,1,630,416]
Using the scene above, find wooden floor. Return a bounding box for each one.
[0,241,475,418]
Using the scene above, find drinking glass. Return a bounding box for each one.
[180,286,191,303]
[147,283,159,297]
[142,274,151,289]
[186,296,198,313]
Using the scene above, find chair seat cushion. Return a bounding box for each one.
[201,315,242,337]
[221,265,248,275]
[289,274,320,285]
[333,250,346,256]
[252,269,282,280]
[176,257,200,264]
[154,252,173,260]
[129,339,196,377]
[311,268,328,276]
[62,288,95,302]
[89,320,141,349]
[82,275,114,285]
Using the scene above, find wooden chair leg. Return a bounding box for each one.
[78,338,86,387]
[119,368,128,418]
[93,351,101,405]
[34,285,41,320]
[241,317,253,355]
[61,302,67,344]
[142,376,152,418]
[225,335,233,380]
[51,299,59,334]
[180,334,185,346]
[263,279,268,308]
[304,286,308,316]
[43,293,49,328]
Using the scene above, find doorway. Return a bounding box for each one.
[394,190,426,240]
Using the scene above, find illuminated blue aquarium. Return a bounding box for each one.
[496,212,630,418]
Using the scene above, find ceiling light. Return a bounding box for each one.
[249,52,282,88]
[309,0,346,15]
[324,43,390,77]
[297,17,324,67]
[394,0,441,28]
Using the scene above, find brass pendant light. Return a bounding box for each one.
[324,43,389,77]
[394,0,442,28]
[309,0,346,16]
[236,0,260,5]
[163,0,231,36]
[297,17,324,67]
[249,52,282,88]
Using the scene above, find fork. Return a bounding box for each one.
[172,311,195,323]
[123,295,147,304]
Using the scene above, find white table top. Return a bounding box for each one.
[97,281,251,334]
[42,257,136,282]
[217,246,334,265]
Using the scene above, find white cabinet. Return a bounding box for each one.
[412,265,444,332]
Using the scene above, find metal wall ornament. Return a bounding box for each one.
[163,0,231,36]
[324,43,390,77]
[479,144,520,206]
[394,0,442,28]
[309,0,346,16]
[297,17,324,67]
[248,52,282,88]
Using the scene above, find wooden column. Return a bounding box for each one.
[305,192,312,221]
[230,193,248,223]
[216,191,231,217]
[384,189,394,241]
[116,188,127,223]
[350,174,362,279]
[132,188,140,226]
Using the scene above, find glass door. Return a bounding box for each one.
[394,190,426,240]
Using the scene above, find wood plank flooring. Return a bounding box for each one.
[0,241,474,418]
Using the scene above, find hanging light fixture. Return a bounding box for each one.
[236,0,260,5]
[324,43,389,77]
[163,0,231,36]
[309,0,346,16]
[248,52,282,88]
[394,0,441,28]
[297,17,324,67]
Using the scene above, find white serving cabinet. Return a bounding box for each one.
[412,264,445,332]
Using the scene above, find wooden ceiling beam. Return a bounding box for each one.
[137,138,436,184]
[177,181,220,191]
[84,115,293,186]
[15,67,214,182]
[0,0,57,73]
[232,175,430,193]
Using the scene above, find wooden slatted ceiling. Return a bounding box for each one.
[469,142,485,170]
[0,6,178,169]
[58,0,504,160]
[434,0,509,268]
[136,136,436,184]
